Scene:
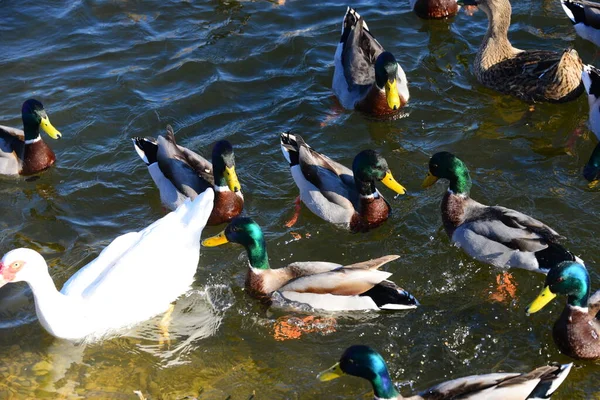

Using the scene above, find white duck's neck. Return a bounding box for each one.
[26,269,81,339]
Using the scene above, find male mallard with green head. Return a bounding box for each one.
[0,99,62,175]
[460,0,583,103]
[318,345,572,399]
[527,261,600,360]
[422,152,582,273]
[203,217,418,311]
[132,125,243,225]
[280,132,406,232]
[333,7,409,116]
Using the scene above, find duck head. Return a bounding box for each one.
[318,345,399,399]
[212,140,242,194]
[422,151,472,195]
[374,52,401,111]
[352,150,406,197]
[527,261,591,313]
[0,248,47,288]
[22,99,62,141]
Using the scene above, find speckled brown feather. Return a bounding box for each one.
[441,191,467,237]
[553,306,600,360]
[413,0,459,19]
[350,196,391,232]
[355,85,407,116]
[207,191,244,225]
[20,140,56,175]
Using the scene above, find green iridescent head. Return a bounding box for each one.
[202,217,269,269]
[374,52,401,110]
[21,99,62,141]
[212,140,242,193]
[527,261,590,313]
[422,151,472,194]
[352,150,406,196]
[318,345,399,399]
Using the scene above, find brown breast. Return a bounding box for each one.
[349,196,390,233]
[355,85,406,117]
[553,306,600,360]
[441,191,467,237]
[413,0,459,19]
[207,191,244,226]
[20,140,56,176]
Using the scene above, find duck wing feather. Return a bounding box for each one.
[342,10,383,88]
[0,125,24,174]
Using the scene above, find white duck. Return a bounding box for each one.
[561,0,600,47]
[582,64,600,181]
[0,188,214,341]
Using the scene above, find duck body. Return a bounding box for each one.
[463,0,583,103]
[528,261,600,360]
[561,0,600,47]
[333,7,409,116]
[203,217,418,311]
[132,125,243,225]
[318,345,573,399]
[582,64,600,181]
[410,0,459,19]
[0,189,214,341]
[424,152,581,273]
[280,133,406,232]
[0,99,62,176]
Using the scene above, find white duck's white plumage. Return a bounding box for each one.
[0,189,214,341]
[561,0,600,47]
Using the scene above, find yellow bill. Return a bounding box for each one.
[40,116,62,139]
[381,170,406,195]
[224,166,241,193]
[317,362,344,382]
[385,79,401,110]
[422,172,439,188]
[526,286,557,315]
[202,230,229,247]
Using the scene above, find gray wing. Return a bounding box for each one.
[0,125,24,175]
[419,372,523,399]
[156,126,211,198]
[177,145,214,185]
[297,144,356,210]
[584,2,600,29]
[342,17,384,88]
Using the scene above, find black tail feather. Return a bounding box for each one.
[535,243,576,272]
[132,137,159,165]
[360,280,419,309]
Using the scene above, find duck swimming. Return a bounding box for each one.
[0,99,62,175]
[410,0,459,19]
[560,0,600,48]
[581,64,600,182]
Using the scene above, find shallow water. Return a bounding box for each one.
[1,0,600,398]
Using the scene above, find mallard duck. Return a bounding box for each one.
[561,0,600,47]
[333,7,409,116]
[318,345,573,399]
[527,261,600,360]
[0,188,214,341]
[411,0,459,19]
[422,152,583,273]
[0,99,62,175]
[132,125,243,225]
[582,65,600,181]
[202,217,418,311]
[460,0,583,103]
[280,132,406,232]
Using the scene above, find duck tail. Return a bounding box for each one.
[528,363,573,399]
[534,243,576,273]
[132,137,158,165]
[582,64,600,98]
[340,7,368,41]
[560,0,584,25]
[360,280,419,310]
[179,188,214,229]
[280,131,306,166]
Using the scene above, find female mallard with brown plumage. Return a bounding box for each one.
[527,261,600,360]
[0,99,62,176]
[410,0,459,19]
[333,7,409,116]
[422,152,583,273]
[132,125,243,225]
[203,217,418,311]
[318,345,572,399]
[280,132,406,233]
[461,0,583,103]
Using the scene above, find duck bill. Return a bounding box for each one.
[40,116,62,139]
[202,231,229,247]
[224,166,242,193]
[526,286,557,315]
[385,79,401,110]
[317,362,345,382]
[381,170,406,195]
[422,172,439,188]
